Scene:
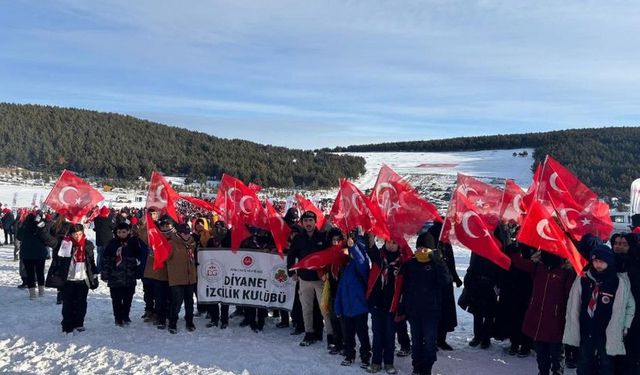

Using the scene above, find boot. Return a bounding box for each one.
[38,286,45,297]
[28,288,37,300]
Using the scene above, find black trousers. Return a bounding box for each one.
[169,284,194,328]
[109,286,135,323]
[208,303,229,324]
[244,307,267,330]
[142,278,155,313]
[5,231,14,244]
[23,259,45,288]
[341,313,372,361]
[396,319,411,350]
[291,282,304,330]
[61,281,89,333]
[472,312,493,343]
[534,341,563,375]
[153,280,170,324]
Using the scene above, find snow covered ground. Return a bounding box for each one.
[0,242,564,375]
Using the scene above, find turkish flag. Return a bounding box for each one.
[447,190,511,270]
[144,212,174,270]
[180,195,218,213]
[538,156,598,208]
[146,171,181,223]
[214,174,269,249]
[370,164,441,239]
[441,174,502,244]
[330,179,390,240]
[44,170,105,224]
[266,200,291,256]
[499,179,526,225]
[516,200,588,274]
[537,156,613,241]
[549,192,613,241]
[289,245,349,271]
[295,193,326,230]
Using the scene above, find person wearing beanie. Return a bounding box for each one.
[396,235,451,375]
[564,244,636,374]
[101,222,142,326]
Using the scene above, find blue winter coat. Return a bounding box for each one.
[334,239,370,317]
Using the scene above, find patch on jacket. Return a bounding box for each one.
[602,292,614,304]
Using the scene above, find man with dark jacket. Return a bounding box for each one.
[287,210,332,346]
[93,206,115,273]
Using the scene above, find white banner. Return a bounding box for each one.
[197,248,295,310]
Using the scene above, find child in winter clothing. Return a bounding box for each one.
[564,244,636,375]
[398,231,451,375]
[101,222,143,326]
[58,224,99,333]
[511,250,575,375]
[334,233,371,368]
[366,237,404,374]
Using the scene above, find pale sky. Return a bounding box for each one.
[1,1,639,149]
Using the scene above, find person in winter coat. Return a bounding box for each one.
[58,224,99,334]
[421,223,463,351]
[287,210,332,346]
[101,222,142,326]
[139,214,171,329]
[93,206,115,273]
[17,211,56,299]
[611,232,640,375]
[458,253,500,349]
[334,231,371,368]
[398,233,452,375]
[165,223,198,334]
[511,249,575,375]
[564,244,636,375]
[2,208,16,245]
[366,237,404,374]
[495,240,535,357]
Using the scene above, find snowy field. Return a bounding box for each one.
[0,149,556,374]
[0,242,563,375]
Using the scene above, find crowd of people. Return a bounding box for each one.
[3,199,640,375]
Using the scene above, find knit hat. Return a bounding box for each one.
[632,214,640,229]
[577,233,602,259]
[416,231,437,249]
[591,244,616,267]
[300,210,317,221]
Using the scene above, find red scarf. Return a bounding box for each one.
[70,234,87,264]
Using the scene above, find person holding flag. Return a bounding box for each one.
[287,210,333,347]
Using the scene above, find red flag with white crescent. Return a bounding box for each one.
[289,245,349,271]
[330,179,390,240]
[499,179,526,225]
[448,190,511,270]
[146,171,181,223]
[266,200,291,256]
[44,170,105,224]
[516,200,587,274]
[370,164,441,239]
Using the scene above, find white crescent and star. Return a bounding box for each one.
[155,185,167,205]
[461,211,484,239]
[351,194,365,215]
[512,194,523,216]
[549,173,566,193]
[558,207,581,229]
[239,196,254,215]
[58,186,78,206]
[536,219,557,241]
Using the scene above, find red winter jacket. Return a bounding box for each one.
[512,254,576,343]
